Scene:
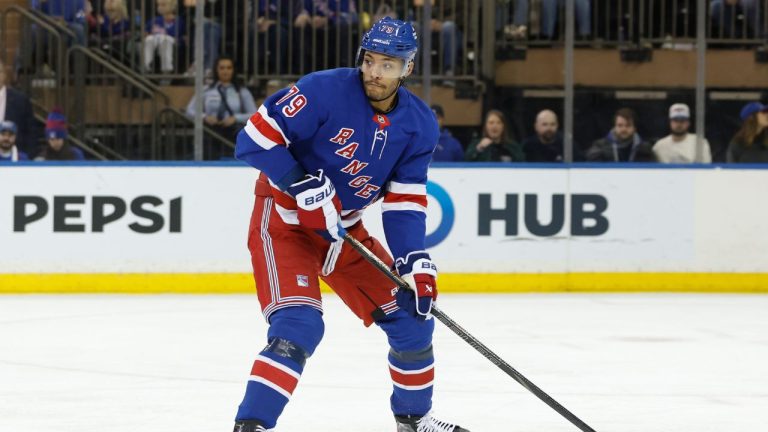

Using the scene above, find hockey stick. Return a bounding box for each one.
[342,233,597,432]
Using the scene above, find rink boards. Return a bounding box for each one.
[2,162,767,293]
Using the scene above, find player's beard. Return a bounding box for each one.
[364,79,400,103]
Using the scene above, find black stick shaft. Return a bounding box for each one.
[342,233,597,432]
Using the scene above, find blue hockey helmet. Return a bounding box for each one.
[357,17,418,77]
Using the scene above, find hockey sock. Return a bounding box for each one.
[388,344,435,416]
[236,338,305,428]
[376,308,436,416]
[236,307,323,428]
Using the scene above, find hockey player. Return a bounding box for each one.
[232,16,469,432]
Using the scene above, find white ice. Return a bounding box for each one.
[1,294,767,432]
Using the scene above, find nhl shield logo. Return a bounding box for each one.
[296,275,309,287]
[373,113,391,130]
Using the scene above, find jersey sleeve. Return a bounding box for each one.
[235,79,328,190]
[382,127,439,262]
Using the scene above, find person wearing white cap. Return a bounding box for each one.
[652,103,712,164]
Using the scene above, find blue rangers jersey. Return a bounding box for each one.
[235,67,439,262]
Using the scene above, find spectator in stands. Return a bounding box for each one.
[183,0,223,78]
[504,0,530,39]
[31,0,88,46]
[540,0,591,39]
[653,103,712,164]
[89,0,132,61]
[143,0,185,76]
[0,60,37,157]
[186,56,257,151]
[295,0,358,70]
[0,121,29,162]
[251,0,306,75]
[35,109,85,161]
[710,0,761,39]
[727,102,768,163]
[409,0,464,77]
[523,109,564,162]
[465,109,524,162]
[430,104,464,162]
[586,108,655,162]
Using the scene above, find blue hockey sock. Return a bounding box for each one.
[236,307,323,428]
[376,308,436,416]
[235,340,305,428]
[388,344,435,415]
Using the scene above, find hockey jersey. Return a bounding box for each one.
[235,68,439,262]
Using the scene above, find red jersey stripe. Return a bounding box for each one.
[250,112,287,146]
[389,366,435,387]
[251,358,300,395]
[383,192,428,207]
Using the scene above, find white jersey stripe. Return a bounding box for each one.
[340,212,363,227]
[388,181,427,195]
[258,105,291,145]
[392,381,434,391]
[260,198,281,316]
[249,376,292,399]
[256,354,301,379]
[274,204,300,225]
[389,363,434,375]
[244,121,278,150]
[264,302,324,319]
[382,202,427,213]
[274,205,362,228]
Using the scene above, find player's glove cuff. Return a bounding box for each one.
[395,252,438,320]
[287,169,343,242]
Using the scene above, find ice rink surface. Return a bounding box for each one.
[1,293,767,432]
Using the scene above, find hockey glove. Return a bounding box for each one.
[288,169,346,243]
[395,252,438,320]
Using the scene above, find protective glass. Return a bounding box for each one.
[358,51,407,79]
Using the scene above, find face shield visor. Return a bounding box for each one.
[357,49,410,79]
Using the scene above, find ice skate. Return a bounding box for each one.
[233,420,271,432]
[395,411,470,432]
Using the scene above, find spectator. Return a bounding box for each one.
[143,0,185,76]
[90,0,132,62]
[35,109,85,161]
[251,0,306,75]
[504,0,530,39]
[710,0,761,39]
[727,102,768,163]
[540,0,591,39]
[299,0,358,68]
[31,0,88,46]
[586,108,655,162]
[183,0,223,78]
[186,56,257,155]
[653,103,712,164]
[410,0,464,77]
[465,109,524,162]
[0,60,38,157]
[523,109,564,162]
[0,121,29,162]
[437,0,464,78]
[430,104,464,162]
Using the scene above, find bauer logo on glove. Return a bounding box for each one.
[288,169,345,243]
[395,251,438,320]
[300,183,335,207]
